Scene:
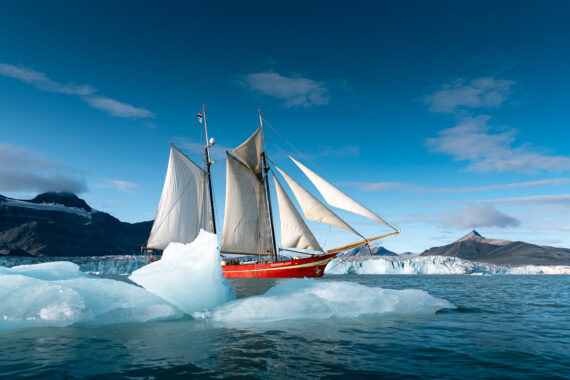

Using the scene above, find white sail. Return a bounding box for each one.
[273,176,323,252]
[221,152,273,255]
[147,145,213,250]
[290,156,397,230]
[232,127,263,174]
[274,166,363,238]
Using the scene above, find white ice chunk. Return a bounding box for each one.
[0,262,182,331]
[0,261,88,280]
[193,278,454,323]
[129,230,235,315]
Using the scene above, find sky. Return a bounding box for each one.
[1,0,569,253]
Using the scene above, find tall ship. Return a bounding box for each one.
[143,107,401,278]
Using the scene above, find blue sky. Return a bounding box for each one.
[1,0,569,252]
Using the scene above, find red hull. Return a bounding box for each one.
[222,252,338,278]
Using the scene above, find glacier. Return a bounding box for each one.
[325,255,570,275]
[0,262,183,330]
[0,255,150,275]
[193,278,454,323]
[129,230,235,315]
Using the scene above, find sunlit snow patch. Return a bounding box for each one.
[129,230,235,315]
[193,278,454,323]
[0,262,183,331]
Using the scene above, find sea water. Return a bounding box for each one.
[1,274,568,378]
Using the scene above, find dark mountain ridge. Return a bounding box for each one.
[0,192,152,257]
[421,230,570,265]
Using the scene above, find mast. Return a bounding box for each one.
[259,109,279,261]
[202,105,217,234]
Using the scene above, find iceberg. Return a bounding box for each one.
[129,230,235,315]
[325,255,570,275]
[193,278,454,323]
[0,262,183,331]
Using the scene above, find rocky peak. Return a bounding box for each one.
[456,230,485,243]
[28,192,92,212]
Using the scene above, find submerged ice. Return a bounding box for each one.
[129,230,235,315]
[194,278,454,323]
[0,262,183,330]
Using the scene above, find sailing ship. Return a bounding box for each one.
[143,107,401,278]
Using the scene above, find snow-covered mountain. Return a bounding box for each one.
[338,244,398,258]
[0,192,152,257]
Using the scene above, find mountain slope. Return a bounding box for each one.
[421,230,570,265]
[0,192,152,257]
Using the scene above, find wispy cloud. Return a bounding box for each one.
[424,77,516,113]
[319,145,360,157]
[95,179,138,193]
[0,143,87,194]
[440,205,520,229]
[240,71,329,107]
[83,96,155,119]
[0,63,154,119]
[426,115,570,172]
[347,178,570,193]
[436,194,570,208]
[0,63,95,95]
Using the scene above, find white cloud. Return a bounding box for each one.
[0,143,87,194]
[0,63,95,95]
[431,194,570,209]
[319,145,360,157]
[241,71,329,107]
[83,96,155,119]
[0,63,154,119]
[466,194,570,207]
[348,178,570,193]
[424,77,516,113]
[95,179,138,193]
[426,115,570,172]
[440,206,520,229]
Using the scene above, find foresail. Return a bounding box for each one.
[147,145,213,250]
[221,152,273,255]
[274,166,363,238]
[290,156,397,231]
[232,127,263,174]
[273,176,323,252]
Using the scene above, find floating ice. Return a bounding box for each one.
[0,262,183,331]
[325,256,570,275]
[193,278,454,323]
[129,230,235,315]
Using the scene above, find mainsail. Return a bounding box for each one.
[273,176,323,252]
[290,156,397,231]
[146,145,213,250]
[274,166,364,238]
[220,152,273,255]
[232,127,263,174]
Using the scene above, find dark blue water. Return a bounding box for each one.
[1,275,569,379]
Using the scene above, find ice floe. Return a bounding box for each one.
[193,278,454,323]
[0,262,182,330]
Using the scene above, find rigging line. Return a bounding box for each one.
[323,224,332,249]
[261,118,322,170]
